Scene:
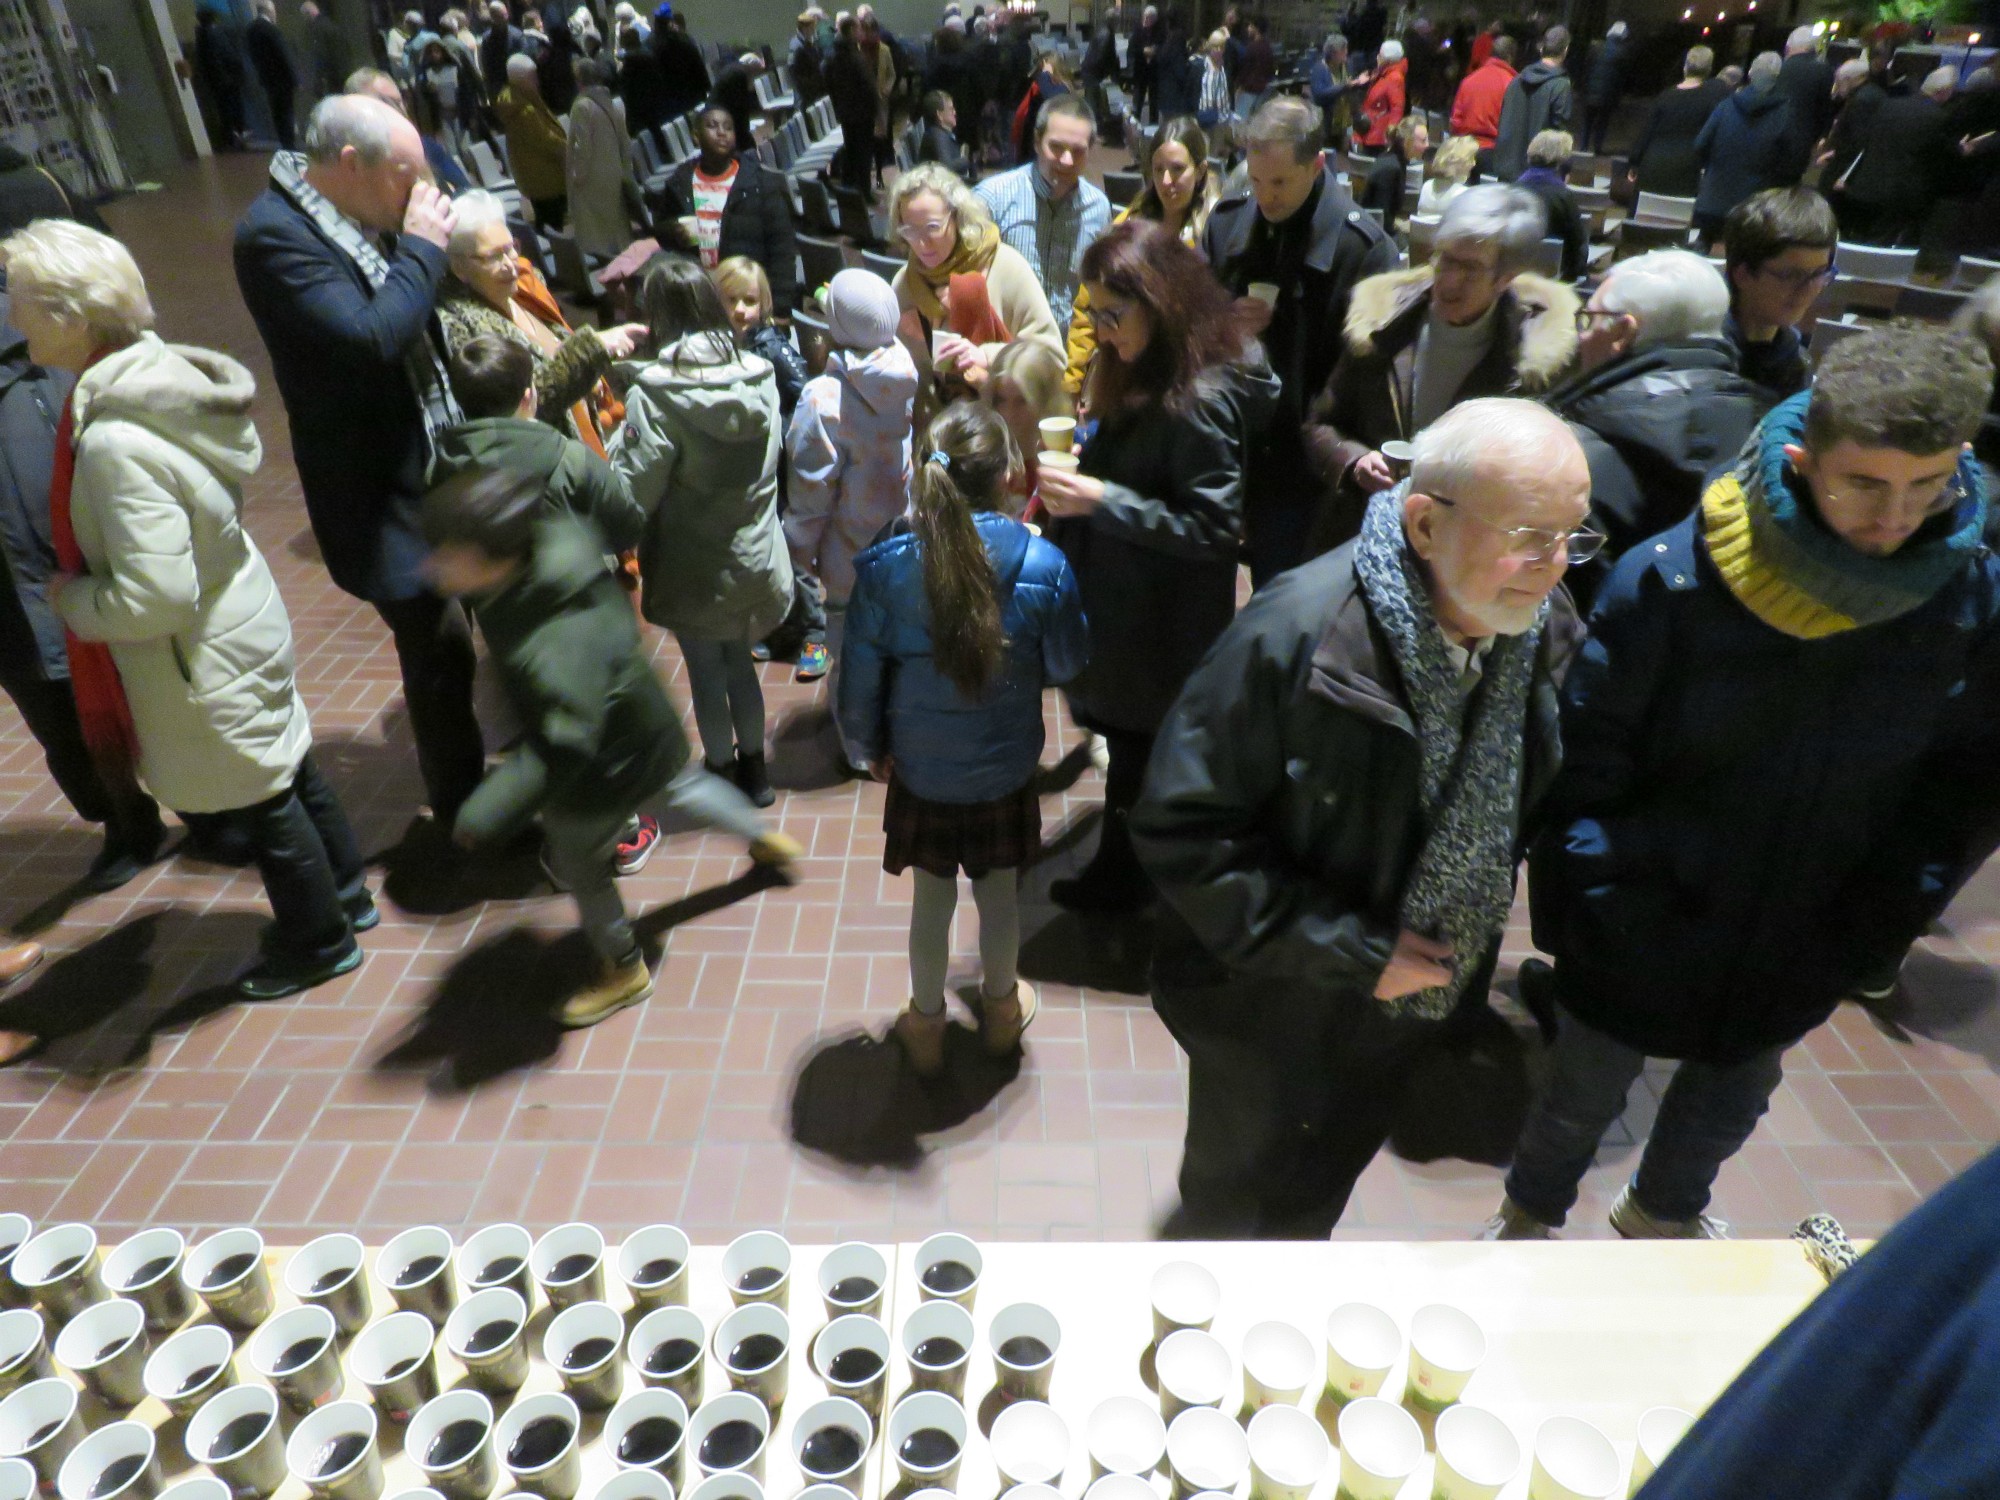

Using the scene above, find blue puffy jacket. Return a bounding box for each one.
[839,511,1088,803]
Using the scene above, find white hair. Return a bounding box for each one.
[0,218,155,345]
[1607,21,1627,39]
[1411,396,1576,507]
[505,51,539,82]
[1437,183,1546,275]
[306,92,403,164]
[1785,24,1818,54]
[1747,50,1782,86]
[446,189,512,255]
[1378,39,1403,63]
[1835,58,1869,87]
[1954,278,2000,348]
[1596,250,1730,349]
[1921,65,1957,100]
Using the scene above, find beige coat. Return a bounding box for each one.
[56,335,311,813]
[566,85,632,259]
[890,241,1064,366]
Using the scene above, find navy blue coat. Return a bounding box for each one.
[1529,479,2000,1066]
[1693,83,1796,223]
[233,190,450,602]
[839,511,1088,804]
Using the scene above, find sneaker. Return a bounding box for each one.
[748,830,804,880]
[795,641,830,681]
[237,944,364,1000]
[346,895,381,933]
[1476,1195,1555,1240]
[893,1002,947,1077]
[561,952,654,1029]
[751,639,774,662]
[1609,1182,1729,1240]
[735,752,776,810]
[977,980,1037,1055]
[616,814,662,876]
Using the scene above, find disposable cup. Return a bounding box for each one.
[687,1392,769,1482]
[1241,1322,1314,1412]
[1082,1479,1152,1500]
[0,1456,32,1500]
[55,1422,157,1500]
[444,1287,530,1398]
[989,1400,1066,1489]
[1380,438,1416,479]
[406,1388,497,1500]
[286,1234,371,1338]
[711,1304,788,1412]
[596,1475,672,1500]
[494,1392,582,1500]
[1037,416,1077,455]
[531,1225,606,1313]
[604,1386,689,1495]
[54,1298,148,1408]
[915,1235,982,1312]
[1037,451,1079,473]
[378,1227,457,1328]
[1530,1416,1620,1500]
[1628,1407,1693,1496]
[814,1244,886,1322]
[185,1381,284,1499]
[1333,1398,1422,1500]
[143,1324,236,1422]
[810,1315,890,1427]
[1164,1406,1248,1500]
[788,1396,871,1494]
[989,1302,1060,1403]
[719,1234,789,1312]
[0,1217,30,1311]
[1085,1395,1164,1480]
[0,1311,53,1399]
[885,1391,966,1492]
[1433,1404,1520,1500]
[248,1304,342,1415]
[1246,281,1279,307]
[619,1228,691,1313]
[1148,1262,1219,1344]
[545,1301,626,1412]
[348,1312,439,1425]
[458,1225,534,1310]
[1406,1305,1485,1413]
[12,1226,103,1324]
[683,1475,760,1500]
[102,1230,194,1334]
[153,1480,227,1500]
[0,1378,85,1494]
[181,1229,272,1332]
[1324,1304,1400,1407]
[630,1306,705,1410]
[900,1301,973,1401]
[284,1401,381,1500]
[1155,1329,1231,1424]
[1244,1404,1327,1500]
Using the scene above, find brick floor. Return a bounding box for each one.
[0,154,1996,1248]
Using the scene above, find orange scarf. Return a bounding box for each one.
[512,258,625,455]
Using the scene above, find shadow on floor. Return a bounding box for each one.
[768,703,853,793]
[1387,998,1539,1168]
[1871,941,2000,1067]
[1009,808,1157,996]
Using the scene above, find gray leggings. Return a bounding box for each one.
[909,868,1020,1014]
[676,635,765,767]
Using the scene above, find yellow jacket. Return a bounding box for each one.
[1063,202,1201,393]
[495,86,569,203]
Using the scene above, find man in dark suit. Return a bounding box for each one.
[649,102,800,313]
[234,93,486,828]
[1774,24,1836,174]
[246,0,300,150]
[1842,65,1956,246]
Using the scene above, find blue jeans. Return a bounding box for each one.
[1505,1005,1786,1226]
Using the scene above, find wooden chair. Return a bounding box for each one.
[1407,213,1440,266]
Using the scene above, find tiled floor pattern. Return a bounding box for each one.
[2,155,1998,1249]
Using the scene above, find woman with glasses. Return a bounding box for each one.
[436,190,648,454]
[1035,218,1278,914]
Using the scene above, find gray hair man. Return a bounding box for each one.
[1303,183,1580,549]
[1838,60,1962,245]
[1134,397,1591,1238]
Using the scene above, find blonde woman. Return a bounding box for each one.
[1417,134,1480,216]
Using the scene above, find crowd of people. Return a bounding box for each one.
[2,4,2000,1283]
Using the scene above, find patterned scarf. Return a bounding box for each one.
[1353,489,1544,1021]
[268,152,463,463]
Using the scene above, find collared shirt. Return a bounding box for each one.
[975,160,1110,336]
[1444,634,1494,699]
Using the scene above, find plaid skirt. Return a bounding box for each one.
[883,777,1041,880]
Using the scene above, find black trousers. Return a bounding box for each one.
[264,81,297,150]
[1084,726,1154,880]
[372,591,485,824]
[219,752,368,969]
[0,667,158,841]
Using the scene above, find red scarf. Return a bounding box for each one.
[50,352,141,780]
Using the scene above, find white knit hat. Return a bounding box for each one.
[826,269,899,351]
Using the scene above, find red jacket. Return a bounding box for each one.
[1358,58,1407,147]
[1470,31,1494,68]
[1450,57,1515,147]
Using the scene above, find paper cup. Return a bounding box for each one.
[1037,415,1077,455]
[1156,1329,1231,1423]
[1246,281,1280,308]
[811,1315,890,1427]
[1245,1405,1327,1500]
[55,1421,157,1500]
[1166,1407,1248,1500]
[687,1392,769,1482]
[789,1397,871,1494]
[677,216,700,241]
[1530,1417,1620,1500]
[0,1378,84,1494]
[377,1227,457,1328]
[605,1387,689,1493]
[103,1230,194,1334]
[444,1287,530,1399]
[348,1312,439,1425]
[0,1310,52,1398]
[406,1389,497,1500]
[0,1461,33,1500]
[901,1300,974,1400]
[1379,438,1416,479]
[619,1227,692,1313]
[0,1219,30,1312]
[185,1381,284,1499]
[990,1303,1061,1404]
[144,1324,236,1422]
[1083,1479,1152,1500]
[12,1226,103,1324]
[1148,1262,1219,1344]
[1241,1322,1314,1413]
[1406,1306,1485,1413]
[596,1475,672,1500]
[155,1481,227,1500]
[284,1401,381,1500]
[1434,1405,1520,1500]
[284,1234,371,1339]
[1628,1408,1693,1496]
[494,1392,582,1500]
[720,1233,790,1311]
[54,1298,149,1408]
[990,1401,1067,1489]
[711,1304,789,1412]
[248,1304,342,1416]
[531,1225,607,1313]
[545,1301,625,1413]
[1037,451,1079,473]
[913,1235,981,1310]
[815,1244,886,1322]
[1086,1396,1164,1480]
[886,1391,966,1492]
[458,1225,534,1309]
[1324,1304,1400,1406]
[630,1306,705,1410]
[684,1476,760,1500]
[929,328,953,361]
[182,1229,271,1332]
[1333,1398,1422,1500]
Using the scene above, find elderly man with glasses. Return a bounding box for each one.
[1133,397,1593,1239]
[1487,324,2000,1243]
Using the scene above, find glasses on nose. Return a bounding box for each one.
[1759,260,1836,292]
[1428,494,1606,565]
[1432,252,1497,280]
[1574,306,1622,332]
[897,219,951,244]
[1823,473,1966,523]
[1089,302,1129,331]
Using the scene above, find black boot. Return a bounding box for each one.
[735,751,776,809]
[1515,957,1562,1046]
[85,803,165,892]
[1049,809,1152,913]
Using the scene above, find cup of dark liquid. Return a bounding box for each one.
[284,1401,381,1500]
[594,1473,672,1500]
[493,1392,582,1500]
[789,1397,872,1495]
[1380,439,1416,482]
[284,1234,371,1338]
[457,1226,534,1312]
[617,1227,690,1313]
[684,1475,760,1500]
[2,1456,36,1500]
[0,1218,30,1312]
[181,1229,272,1332]
[407,1389,497,1500]
[0,1310,53,1398]
[912,1235,980,1312]
[630,1306,705,1411]
[184,1383,284,1500]
[101,1230,194,1335]
[377,1228,457,1329]
[143,1323,236,1423]
[52,1298,148,1409]
[886,1391,967,1493]
[719,1234,788,1312]
[12,1225,104,1324]
[809,1316,889,1428]
[686,1392,769,1483]
[529,1225,605,1313]
[442,1288,529,1398]
[544,1301,625,1413]
[604,1387,689,1494]
[900,1301,974,1401]
[0,1377,86,1495]
[814,1245,885,1322]
[54,1420,157,1500]
[710,1305,788,1413]
[347,1311,439,1425]
[990,1303,1062,1404]
[247,1305,341,1416]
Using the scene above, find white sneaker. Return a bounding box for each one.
[1476,1196,1554,1240]
[1609,1183,1729,1240]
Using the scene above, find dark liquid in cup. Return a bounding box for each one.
[27,1421,61,1449]
[126,1256,175,1289]
[910,1336,965,1369]
[997,1335,1052,1368]
[919,1260,975,1297]
[210,1412,271,1461]
[615,1416,682,1467]
[633,1257,682,1288]
[735,1265,783,1295]
[697,1419,762,1471]
[728,1332,785,1373]
[476,1257,525,1288]
[94,1338,130,1362]
[800,1426,863,1477]
[205,1253,257,1290]
[826,1346,884,1384]
[827,1276,878,1307]
[898,1428,959,1470]
[643,1338,700,1378]
[507,1416,572,1470]
[425,1419,488,1469]
[382,1358,421,1382]
[274,1337,326,1375]
[560,1336,616,1373]
[309,1268,353,1296]
[549,1253,598,1285]
[88,1455,144,1498]
[44,1256,85,1283]
[464,1320,517,1357]
[312,1432,369,1480]
[177,1363,223,1397]
[396,1255,445,1288]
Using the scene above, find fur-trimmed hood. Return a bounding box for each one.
[1341,265,1580,391]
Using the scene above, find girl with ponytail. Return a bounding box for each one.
[839,402,1089,1078]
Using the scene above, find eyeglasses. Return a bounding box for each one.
[1428,494,1606,564]
[1820,472,1966,523]
[896,219,952,244]
[1574,306,1625,332]
[1089,301,1131,331]
[458,245,517,269]
[1755,260,1836,292]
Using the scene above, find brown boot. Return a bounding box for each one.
[0,942,44,986]
[748,830,804,881]
[560,953,654,1029]
[892,1002,947,1077]
[978,980,1037,1055]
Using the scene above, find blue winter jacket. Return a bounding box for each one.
[839,511,1089,803]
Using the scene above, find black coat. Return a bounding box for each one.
[1775,50,1836,158]
[306,11,351,96]
[1358,152,1408,236]
[711,64,759,152]
[1694,83,1796,222]
[1545,337,1767,609]
[1133,544,1580,1017]
[1516,167,1586,280]
[479,23,523,98]
[654,154,799,313]
[790,33,827,105]
[651,25,711,119]
[1629,79,1727,197]
[233,189,450,602]
[1823,79,1887,185]
[827,41,877,132]
[1494,60,1572,179]
[618,45,671,135]
[1583,34,1629,106]
[0,145,106,237]
[1844,93,1948,215]
[916,122,968,176]
[0,282,71,682]
[244,16,296,103]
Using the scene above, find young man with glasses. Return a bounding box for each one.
[1720,187,1837,401]
[1485,325,2000,1243]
